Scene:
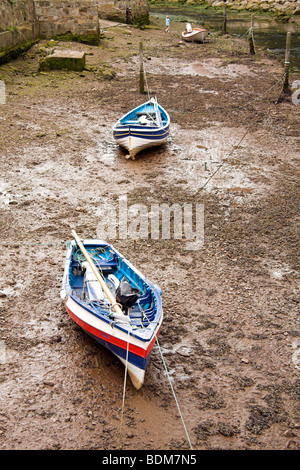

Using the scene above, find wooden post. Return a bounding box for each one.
[283,32,291,93]
[222,2,227,35]
[139,41,145,94]
[249,14,255,55]
[276,32,292,103]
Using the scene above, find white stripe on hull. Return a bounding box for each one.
[119,358,145,390]
[65,296,148,351]
[117,134,168,158]
[65,296,163,389]
[182,30,208,42]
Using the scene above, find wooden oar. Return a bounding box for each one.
[71,230,127,320]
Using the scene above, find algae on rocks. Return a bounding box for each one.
[39,50,86,72]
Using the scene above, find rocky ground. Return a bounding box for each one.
[0,16,299,451]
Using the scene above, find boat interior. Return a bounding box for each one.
[120,103,168,127]
[68,245,158,328]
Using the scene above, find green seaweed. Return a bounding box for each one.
[0,40,37,65]
[53,31,100,46]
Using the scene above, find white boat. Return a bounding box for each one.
[181,23,209,43]
[112,97,170,160]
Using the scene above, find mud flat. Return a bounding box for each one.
[0,17,299,450]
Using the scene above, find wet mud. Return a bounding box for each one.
[0,17,300,450]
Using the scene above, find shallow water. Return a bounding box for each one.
[150,6,300,70]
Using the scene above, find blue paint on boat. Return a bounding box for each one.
[112,97,170,159]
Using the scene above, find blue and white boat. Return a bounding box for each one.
[61,232,163,389]
[112,97,170,160]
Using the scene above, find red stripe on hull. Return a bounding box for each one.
[65,304,158,359]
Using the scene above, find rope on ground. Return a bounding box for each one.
[197,71,286,193]
[240,27,251,39]
[118,330,131,450]
[198,124,251,193]
[168,69,286,195]
[155,337,193,450]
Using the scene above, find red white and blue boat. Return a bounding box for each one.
[60,231,163,389]
[112,97,170,160]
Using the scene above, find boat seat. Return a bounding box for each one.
[139,115,152,125]
[136,108,155,115]
[83,263,105,302]
[186,23,193,32]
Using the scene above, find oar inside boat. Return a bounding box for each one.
[61,236,163,389]
[71,230,130,324]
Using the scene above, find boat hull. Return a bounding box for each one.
[113,126,169,159]
[182,29,208,43]
[112,98,170,159]
[62,239,163,389]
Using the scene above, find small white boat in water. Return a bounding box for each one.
[181,23,209,43]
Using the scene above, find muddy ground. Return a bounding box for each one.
[0,16,299,451]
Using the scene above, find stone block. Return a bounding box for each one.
[39,49,86,71]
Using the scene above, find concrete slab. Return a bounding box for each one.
[99,19,126,30]
[39,50,86,71]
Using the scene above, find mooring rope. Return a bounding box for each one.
[155,337,194,450]
[240,27,251,39]
[118,329,131,450]
[142,60,151,101]
[142,310,193,449]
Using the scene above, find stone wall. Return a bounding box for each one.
[34,0,100,44]
[0,0,39,62]
[0,0,35,32]
[97,0,149,24]
[207,0,300,17]
[0,0,150,62]
[0,0,101,62]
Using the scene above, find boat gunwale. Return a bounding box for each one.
[112,99,170,133]
[63,239,163,342]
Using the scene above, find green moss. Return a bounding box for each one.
[45,40,58,47]
[133,13,150,27]
[7,26,18,32]
[148,0,299,21]
[39,54,86,72]
[0,40,36,65]
[53,31,100,46]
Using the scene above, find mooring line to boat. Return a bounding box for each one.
[155,337,194,450]
[141,306,193,449]
[142,60,151,101]
[118,329,131,450]
[239,27,251,39]
[196,71,286,193]
[198,124,251,192]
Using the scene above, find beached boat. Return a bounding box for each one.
[60,231,163,389]
[181,23,209,43]
[112,97,170,160]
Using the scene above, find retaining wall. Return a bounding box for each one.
[34,0,100,44]
[207,0,300,17]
